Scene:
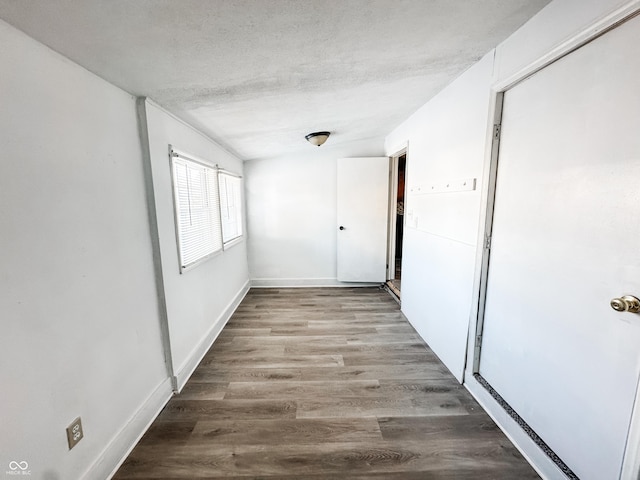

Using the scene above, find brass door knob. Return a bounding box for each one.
[610,295,640,313]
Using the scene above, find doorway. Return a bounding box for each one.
[387,152,406,297]
[475,12,640,479]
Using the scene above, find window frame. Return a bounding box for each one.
[218,171,244,249]
[169,147,223,273]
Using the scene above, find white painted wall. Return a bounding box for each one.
[245,140,384,287]
[385,53,494,382]
[143,101,250,388]
[0,19,251,479]
[0,20,170,480]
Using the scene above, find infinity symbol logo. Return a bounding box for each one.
[8,461,28,471]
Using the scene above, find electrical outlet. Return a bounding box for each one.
[66,417,84,450]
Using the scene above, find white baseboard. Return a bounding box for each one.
[85,280,251,479]
[173,279,251,392]
[251,277,381,288]
[84,377,174,480]
[464,374,566,480]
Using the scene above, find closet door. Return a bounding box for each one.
[337,157,389,282]
[479,15,640,480]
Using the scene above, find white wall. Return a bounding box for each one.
[142,100,250,388]
[245,139,384,287]
[385,53,494,383]
[0,19,252,479]
[0,20,170,480]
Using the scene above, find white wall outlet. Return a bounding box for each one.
[66,417,84,450]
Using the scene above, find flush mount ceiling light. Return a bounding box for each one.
[305,131,331,147]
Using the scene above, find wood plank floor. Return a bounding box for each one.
[113,287,539,479]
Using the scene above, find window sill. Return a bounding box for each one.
[223,236,244,251]
[179,248,223,274]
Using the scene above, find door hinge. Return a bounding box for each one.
[484,234,491,250]
[493,124,501,141]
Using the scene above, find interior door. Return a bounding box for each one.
[478,16,640,480]
[337,157,389,282]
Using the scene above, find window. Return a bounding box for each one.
[169,147,244,272]
[218,172,243,246]
[170,150,222,272]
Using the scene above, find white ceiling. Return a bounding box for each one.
[0,0,551,160]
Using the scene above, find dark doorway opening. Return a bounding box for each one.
[387,153,406,297]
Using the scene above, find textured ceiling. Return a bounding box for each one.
[0,0,551,160]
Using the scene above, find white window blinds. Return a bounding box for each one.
[218,173,243,246]
[171,153,222,271]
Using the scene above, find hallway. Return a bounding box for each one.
[114,288,538,479]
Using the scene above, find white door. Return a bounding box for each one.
[479,16,640,480]
[337,157,389,282]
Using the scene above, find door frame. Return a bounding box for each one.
[467,3,640,478]
[387,145,408,282]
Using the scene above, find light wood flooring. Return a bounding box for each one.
[114,287,539,479]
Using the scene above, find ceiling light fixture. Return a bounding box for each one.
[305,131,331,147]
